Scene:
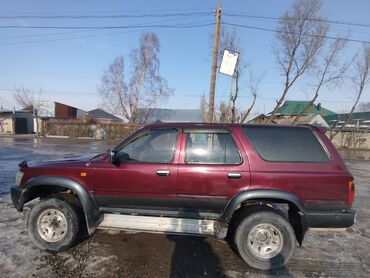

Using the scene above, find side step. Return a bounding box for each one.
[98,213,225,237]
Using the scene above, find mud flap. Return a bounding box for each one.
[288,206,307,246]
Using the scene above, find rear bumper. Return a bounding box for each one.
[304,209,356,228]
[10,186,23,212]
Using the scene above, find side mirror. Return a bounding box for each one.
[119,152,130,162]
[108,150,118,165]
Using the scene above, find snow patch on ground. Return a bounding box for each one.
[0,195,121,278]
[0,196,41,277]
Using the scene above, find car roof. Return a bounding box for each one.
[142,122,316,130]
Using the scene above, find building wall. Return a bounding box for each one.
[39,101,56,117]
[14,113,34,134]
[0,112,34,134]
[0,118,13,134]
[55,102,77,119]
[76,109,87,120]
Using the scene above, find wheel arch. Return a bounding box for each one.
[222,189,307,245]
[18,175,101,235]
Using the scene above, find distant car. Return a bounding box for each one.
[11,123,356,270]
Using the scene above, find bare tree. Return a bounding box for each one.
[199,93,208,122]
[268,0,328,123]
[13,87,43,136]
[292,38,348,124]
[219,28,242,64]
[239,73,264,123]
[219,28,242,123]
[218,28,245,123]
[357,101,370,112]
[98,33,173,124]
[216,28,262,123]
[330,46,370,139]
[217,101,230,123]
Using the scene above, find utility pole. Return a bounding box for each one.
[207,0,222,122]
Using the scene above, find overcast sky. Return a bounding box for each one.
[0,0,370,116]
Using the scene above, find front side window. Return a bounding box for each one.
[185,132,241,164]
[117,129,178,163]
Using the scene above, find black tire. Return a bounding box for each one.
[233,207,296,270]
[27,197,80,252]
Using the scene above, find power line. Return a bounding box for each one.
[0,8,209,15]
[0,12,211,19]
[0,29,101,41]
[1,10,369,29]
[0,21,214,46]
[223,22,370,44]
[0,29,142,46]
[223,12,370,29]
[1,21,368,45]
[0,88,97,95]
[0,15,209,42]
[0,22,214,30]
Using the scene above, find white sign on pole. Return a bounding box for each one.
[219,49,239,76]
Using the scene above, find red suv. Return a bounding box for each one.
[11,123,355,270]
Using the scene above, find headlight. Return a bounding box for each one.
[15,171,24,186]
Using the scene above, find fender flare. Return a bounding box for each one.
[19,175,101,234]
[220,189,305,223]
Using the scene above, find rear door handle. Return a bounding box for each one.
[157,170,170,176]
[228,172,241,179]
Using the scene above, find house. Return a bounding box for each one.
[257,100,337,127]
[247,101,336,127]
[248,114,275,124]
[38,101,86,120]
[274,114,330,128]
[88,109,122,124]
[34,101,87,134]
[274,100,336,117]
[137,108,203,123]
[0,108,34,134]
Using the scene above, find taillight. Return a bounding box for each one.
[348,181,355,205]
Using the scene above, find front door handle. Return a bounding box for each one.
[157,170,170,176]
[228,172,241,179]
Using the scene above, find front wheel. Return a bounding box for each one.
[234,207,296,270]
[27,197,80,252]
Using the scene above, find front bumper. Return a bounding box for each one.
[304,209,356,228]
[10,186,23,212]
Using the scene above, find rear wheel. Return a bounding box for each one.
[27,197,80,252]
[233,207,296,270]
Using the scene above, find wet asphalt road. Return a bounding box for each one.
[0,135,369,277]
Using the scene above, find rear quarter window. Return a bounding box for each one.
[242,126,330,162]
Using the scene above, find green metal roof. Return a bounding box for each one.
[275,101,337,116]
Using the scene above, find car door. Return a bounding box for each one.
[176,127,250,214]
[93,128,180,210]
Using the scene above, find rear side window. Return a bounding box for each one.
[185,133,241,164]
[242,126,330,162]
